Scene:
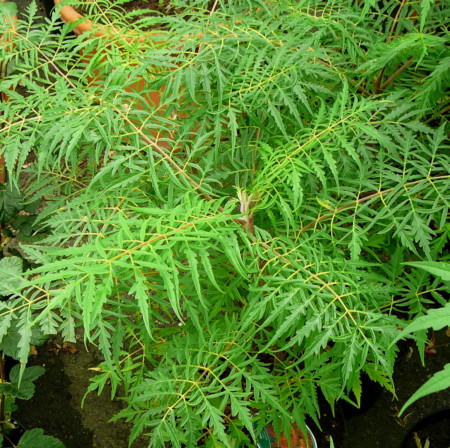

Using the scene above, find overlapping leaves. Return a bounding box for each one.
[1,0,449,446]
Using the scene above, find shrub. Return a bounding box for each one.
[1,0,449,446]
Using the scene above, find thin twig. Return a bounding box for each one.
[316,58,371,96]
[374,0,407,94]
[258,241,359,328]
[388,0,407,43]
[373,67,385,94]
[108,216,217,262]
[11,30,77,89]
[208,0,220,16]
[438,104,450,117]
[381,57,414,91]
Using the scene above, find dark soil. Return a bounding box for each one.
[343,329,450,448]
[14,337,148,448]
[10,332,450,448]
[13,343,93,448]
[12,335,345,448]
[401,409,450,448]
[311,405,346,447]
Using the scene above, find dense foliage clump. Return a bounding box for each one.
[1,0,449,446]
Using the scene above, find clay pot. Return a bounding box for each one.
[54,0,152,37]
[53,0,171,96]
[52,0,194,150]
[256,421,318,448]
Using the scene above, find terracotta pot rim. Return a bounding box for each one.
[54,0,97,35]
[52,0,204,42]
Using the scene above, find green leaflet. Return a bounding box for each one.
[392,303,450,344]
[184,247,206,309]
[419,0,433,32]
[130,271,152,337]
[403,261,450,281]
[0,182,21,223]
[221,233,248,279]
[399,364,450,416]
[267,99,288,137]
[0,256,24,295]
[199,249,223,292]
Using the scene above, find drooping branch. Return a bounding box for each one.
[373,0,407,94]
[297,174,450,235]
[114,106,217,202]
[388,0,407,43]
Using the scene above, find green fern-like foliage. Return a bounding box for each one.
[1,0,449,446]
